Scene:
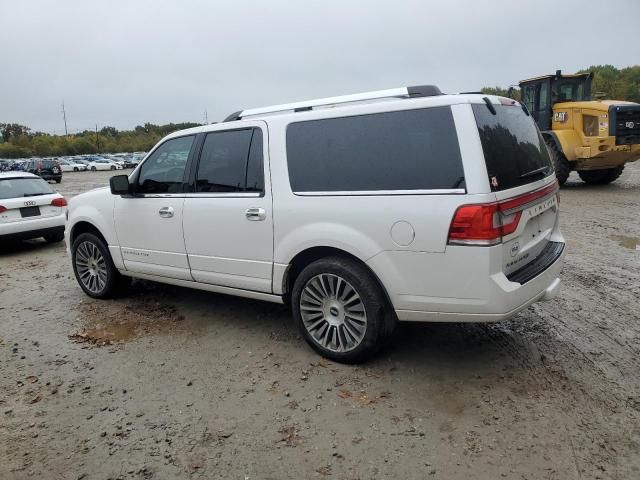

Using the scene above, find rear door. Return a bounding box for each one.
[471,100,560,278]
[182,123,273,292]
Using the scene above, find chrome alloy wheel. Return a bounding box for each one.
[75,241,108,294]
[300,273,367,353]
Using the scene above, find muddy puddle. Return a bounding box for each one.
[69,290,185,346]
[609,234,640,250]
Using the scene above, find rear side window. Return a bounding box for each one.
[286,107,465,192]
[0,178,55,199]
[195,128,263,193]
[472,104,553,191]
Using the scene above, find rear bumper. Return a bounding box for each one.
[0,214,65,241]
[368,242,565,323]
[396,276,561,322]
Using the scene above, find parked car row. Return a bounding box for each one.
[0,152,147,181]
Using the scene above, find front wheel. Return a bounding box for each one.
[577,166,624,185]
[91,166,96,171]
[110,165,116,170]
[73,167,79,172]
[291,256,396,363]
[545,138,571,186]
[71,232,130,298]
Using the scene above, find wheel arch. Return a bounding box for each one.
[281,246,392,309]
[69,220,108,247]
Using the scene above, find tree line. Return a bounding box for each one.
[2,64,638,159]
[0,122,201,159]
[481,64,640,103]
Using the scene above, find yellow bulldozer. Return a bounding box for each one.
[517,70,640,185]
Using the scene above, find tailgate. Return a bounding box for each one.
[501,181,564,283]
[0,194,62,223]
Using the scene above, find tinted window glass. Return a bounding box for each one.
[0,177,55,199]
[286,107,464,192]
[472,104,553,191]
[137,135,194,194]
[195,128,263,193]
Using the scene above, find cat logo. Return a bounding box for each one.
[553,111,568,123]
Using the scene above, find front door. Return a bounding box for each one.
[182,124,274,292]
[114,135,195,280]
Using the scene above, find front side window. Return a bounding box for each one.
[195,128,264,193]
[137,135,194,194]
[286,107,464,192]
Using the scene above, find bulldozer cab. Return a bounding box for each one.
[519,70,593,130]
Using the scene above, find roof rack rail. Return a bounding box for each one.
[223,85,442,121]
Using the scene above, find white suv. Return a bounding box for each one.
[65,86,565,362]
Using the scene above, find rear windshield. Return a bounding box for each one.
[286,107,465,192]
[0,177,55,199]
[472,103,553,191]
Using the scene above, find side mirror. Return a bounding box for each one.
[110,175,131,196]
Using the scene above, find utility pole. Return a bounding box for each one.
[62,102,68,136]
[204,110,208,124]
[95,124,100,150]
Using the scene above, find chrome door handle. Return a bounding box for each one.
[158,206,174,218]
[245,207,266,221]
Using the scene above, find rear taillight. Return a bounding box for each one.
[448,203,521,245]
[51,197,67,207]
[0,205,6,214]
[448,181,558,246]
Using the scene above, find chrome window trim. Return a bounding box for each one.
[184,192,262,199]
[293,188,466,197]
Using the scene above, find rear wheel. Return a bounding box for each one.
[71,232,130,298]
[73,167,79,172]
[291,256,396,363]
[545,138,571,186]
[110,165,116,170]
[91,166,97,172]
[577,166,624,185]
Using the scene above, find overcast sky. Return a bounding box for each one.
[1,0,638,133]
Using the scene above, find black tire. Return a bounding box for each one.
[44,231,65,243]
[291,256,396,363]
[55,178,61,184]
[91,166,96,172]
[110,165,116,170]
[71,232,130,299]
[545,138,571,186]
[577,166,624,185]
[73,167,79,172]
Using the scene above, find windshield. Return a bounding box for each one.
[0,177,55,199]
[472,103,553,191]
[552,81,588,102]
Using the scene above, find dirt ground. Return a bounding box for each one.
[1,164,639,480]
